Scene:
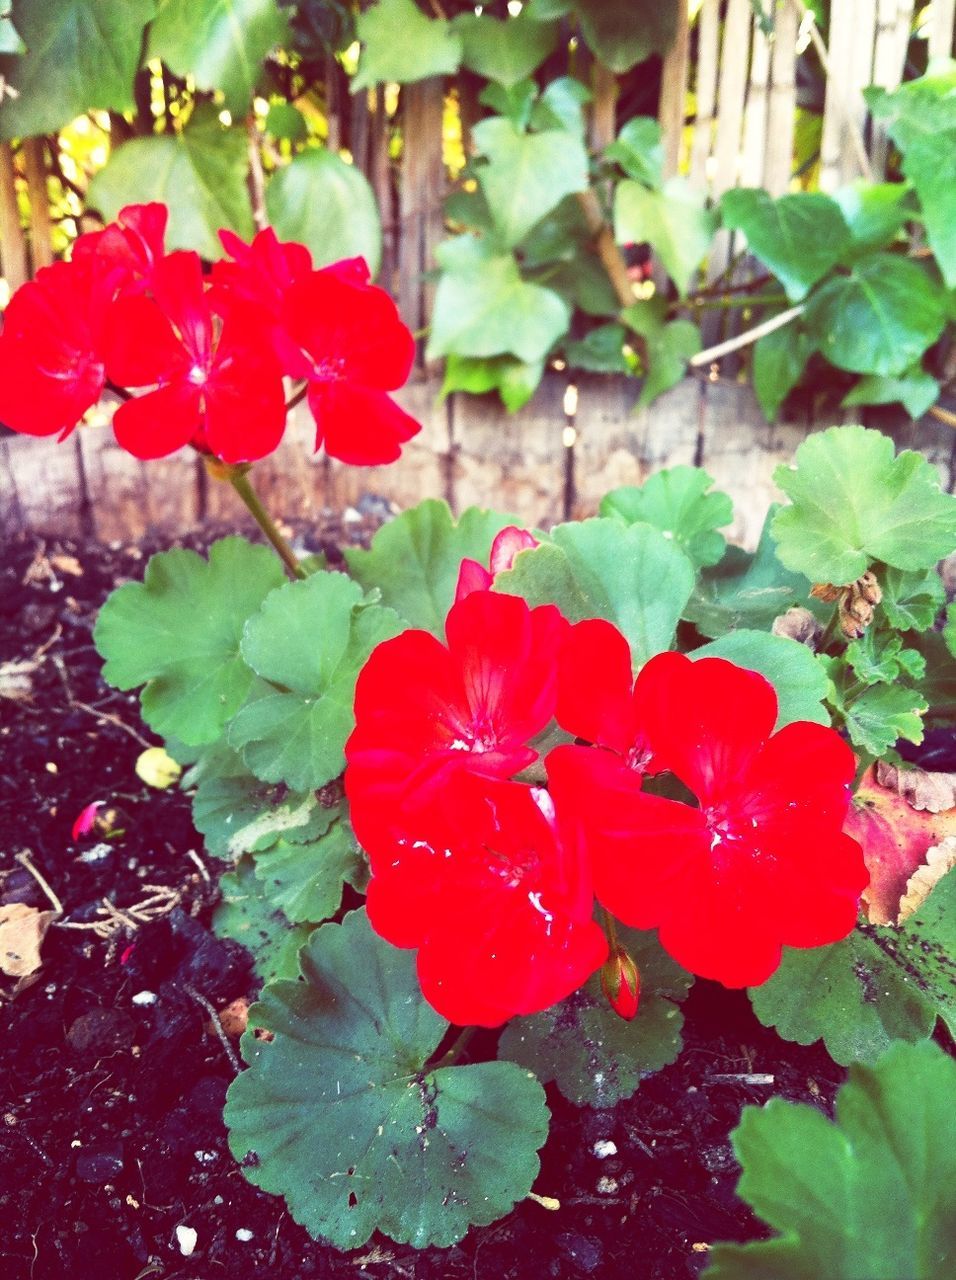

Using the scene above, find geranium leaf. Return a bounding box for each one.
[845,630,924,687]
[148,0,290,113]
[498,927,692,1107]
[601,466,733,569]
[803,255,947,377]
[213,858,313,985]
[87,111,254,259]
[614,177,714,295]
[94,538,285,747]
[891,864,956,1035]
[192,771,328,859]
[496,518,695,666]
[752,320,814,420]
[266,149,382,275]
[704,1041,956,1279]
[251,808,367,923]
[454,11,558,88]
[771,426,956,584]
[0,0,154,138]
[825,664,927,756]
[472,117,589,250]
[229,573,403,791]
[842,369,940,420]
[345,499,515,635]
[880,567,945,633]
[570,0,676,73]
[225,909,550,1248]
[693,630,829,729]
[720,190,850,301]
[352,0,462,91]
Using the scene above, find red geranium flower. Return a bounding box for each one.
[72,202,167,294]
[550,648,868,987]
[455,525,540,601]
[103,251,286,463]
[280,258,420,465]
[364,772,607,1026]
[345,589,566,860]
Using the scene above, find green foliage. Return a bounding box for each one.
[604,117,664,187]
[264,101,307,142]
[614,177,714,296]
[600,466,733,569]
[228,573,403,792]
[440,353,544,410]
[529,76,591,135]
[496,518,695,667]
[771,426,956,584]
[251,808,365,923]
[832,181,913,254]
[148,0,290,112]
[880,566,946,632]
[454,10,557,88]
[192,771,327,859]
[622,301,701,406]
[266,148,382,275]
[752,321,814,421]
[352,0,462,91]
[566,0,677,74]
[721,189,850,302]
[345,500,515,635]
[564,324,631,374]
[225,910,550,1248]
[0,5,24,56]
[94,538,285,747]
[824,660,927,756]
[693,631,829,729]
[0,0,154,138]
[498,927,692,1107]
[842,369,940,420]
[214,857,313,985]
[704,1041,956,1279]
[88,111,254,259]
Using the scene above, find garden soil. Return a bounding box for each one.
[1,522,850,1280]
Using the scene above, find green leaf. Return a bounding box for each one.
[516,192,590,266]
[478,78,537,130]
[496,518,695,667]
[0,0,155,138]
[622,299,701,406]
[564,323,630,374]
[541,255,620,317]
[225,910,550,1248]
[94,538,285,747]
[896,864,956,1036]
[803,255,947,377]
[427,235,570,363]
[192,772,330,859]
[251,810,366,924]
[0,8,24,55]
[601,466,733,569]
[902,133,956,288]
[721,189,850,302]
[148,0,290,113]
[945,605,956,661]
[528,75,590,135]
[604,116,664,188]
[213,858,313,985]
[266,148,382,275]
[472,117,589,250]
[570,0,676,73]
[832,181,913,255]
[842,368,939,419]
[345,499,514,635]
[498,927,692,1107]
[454,10,557,88]
[87,112,254,260]
[753,321,813,420]
[229,573,403,791]
[771,426,956,583]
[614,177,714,296]
[440,353,544,411]
[828,673,927,756]
[880,567,945,633]
[693,631,829,729]
[264,101,308,141]
[845,629,924,687]
[704,1040,956,1279]
[352,0,462,91]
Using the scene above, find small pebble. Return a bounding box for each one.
[131,991,157,1006]
[235,1229,254,1242]
[194,1150,216,1166]
[176,1225,198,1257]
[596,1175,619,1195]
[78,843,112,864]
[592,1139,617,1159]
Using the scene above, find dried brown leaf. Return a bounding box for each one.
[0,660,37,702]
[875,760,956,814]
[0,903,55,978]
[897,836,956,922]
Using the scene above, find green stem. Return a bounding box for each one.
[433,1026,476,1069]
[600,905,619,952]
[215,462,305,580]
[818,606,844,654]
[685,293,790,312]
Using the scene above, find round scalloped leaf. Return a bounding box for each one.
[772,426,956,584]
[601,467,733,569]
[880,567,946,633]
[251,810,367,923]
[498,927,692,1107]
[692,630,829,729]
[225,910,549,1249]
[345,499,515,635]
[213,858,313,985]
[704,1040,956,1279]
[93,538,285,747]
[229,572,403,791]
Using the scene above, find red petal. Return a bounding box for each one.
[201,319,287,464]
[112,383,202,459]
[308,381,420,464]
[454,558,493,602]
[489,526,539,575]
[557,618,639,756]
[103,294,186,387]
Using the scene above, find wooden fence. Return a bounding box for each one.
[1,1,955,548]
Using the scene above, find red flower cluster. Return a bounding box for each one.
[0,204,420,467]
[346,594,868,1026]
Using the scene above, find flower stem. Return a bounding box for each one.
[600,905,619,952]
[207,459,305,580]
[433,1026,477,1069]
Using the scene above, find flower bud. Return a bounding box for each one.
[600,946,641,1020]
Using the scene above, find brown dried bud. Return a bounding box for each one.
[771,607,823,648]
[856,570,882,606]
[810,583,842,603]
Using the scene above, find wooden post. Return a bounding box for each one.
[764,1,798,196]
[589,60,618,152]
[689,0,720,192]
[22,137,53,272]
[927,0,955,58]
[871,0,915,175]
[397,79,446,347]
[658,0,690,180]
[0,141,28,290]
[740,14,771,188]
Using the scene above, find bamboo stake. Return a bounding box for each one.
[711,0,751,199]
[927,0,955,58]
[689,304,805,367]
[689,0,719,192]
[0,141,28,290]
[871,0,915,175]
[810,0,874,189]
[22,137,53,272]
[658,0,690,180]
[740,13,771,188]
[764,0,798,195]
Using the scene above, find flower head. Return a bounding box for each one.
[455,525,540,601]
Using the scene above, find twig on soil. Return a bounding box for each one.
[184,983,242,1074]
[49,654,154,748]
[55,885,182,939]
[184,847,211,884]
[15,851,63,916]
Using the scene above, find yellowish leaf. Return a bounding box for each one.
[135,746,182,790]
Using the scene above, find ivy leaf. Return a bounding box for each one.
[427,236,570,364]
[498,927,692,1107]
[945,605,956,661]
[721,189,850,302]
[693,631,829,729]
[604,116,664,188]
[601,467,733,569]
[94,539,285,747]
[528,76,591,134]
[264,101,308,141]
[517,192,590,267]
[251,809,366,924]
[345,499,515,635]
[832,181,913,255]
[570,0,676,73]
[472,117,589,250]
[842,368,940,420]
[352,0,462,91]
[87,111,254,259]
[704,1041,956,1279]
[771,426,956,584]
[752,320,814,421]
[440,353,544,411]
[880,567,946,633]
[541,255,619,317]
[225,910,550,1248]
[213,858,313,985]
[614,177,714,296]
[496,518,695,667]
[478,79,538,131]
[266,149,382,275]
[454,10,557,88]
[565,323,631,374]
[803,255,947,377]
[0,0,155,138]
[622,299,701,406]
[229,573,403,791]
[148,0,290,113]
[903,133,956,288]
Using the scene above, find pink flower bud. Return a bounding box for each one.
[71,801,104,842]
[600,946,641,1021]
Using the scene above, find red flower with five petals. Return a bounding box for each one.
[72,202,167,295]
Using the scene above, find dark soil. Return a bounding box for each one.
[1,524,848,1280]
